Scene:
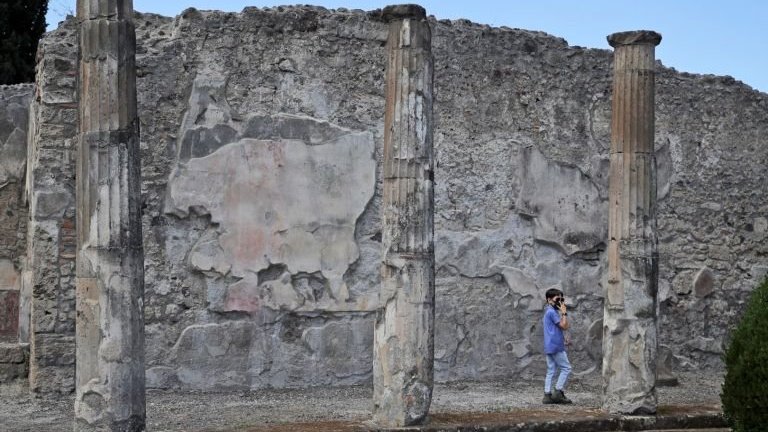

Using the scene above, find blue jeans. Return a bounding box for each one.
[545,351,572,393]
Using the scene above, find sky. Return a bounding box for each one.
[46,0,767,94]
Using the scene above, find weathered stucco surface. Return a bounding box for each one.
[0,84,32,344]
[166,113,376,313]
[17,6,768,392]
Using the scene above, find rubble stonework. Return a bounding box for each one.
[603,30,662,414]
[24,19,78,393]
[15,6,768,392]
[373,5,435,426]
[74,0,146,430]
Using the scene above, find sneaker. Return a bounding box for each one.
[552,389,573,404]
[542,392,555,404]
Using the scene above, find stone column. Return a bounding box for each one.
[373,4,435,427]
[603,30,662,415]
[75,1,145,431]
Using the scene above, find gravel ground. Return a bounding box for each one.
[0,371,723,432]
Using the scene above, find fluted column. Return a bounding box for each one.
[602,30,662,415]
[75,1,145,430]
[373,4,435,427]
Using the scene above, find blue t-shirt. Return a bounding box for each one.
[543,306,565,354]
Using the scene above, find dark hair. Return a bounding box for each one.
[545,288,563,300]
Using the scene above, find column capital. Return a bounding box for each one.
[77,0,134,22]
[381,4,427,22]
[607,30,662,48]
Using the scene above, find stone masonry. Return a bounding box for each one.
[0,84,32,344]
[6,6,768,394]
[25,18,79,393]
[603,30,662,414]
[373,5,435,427]
[0,84,33,388]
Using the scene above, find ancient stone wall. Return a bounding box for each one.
[655,70,768,369]
[0,84,32,343]
[25,19,79,393]
[29,6,768,391]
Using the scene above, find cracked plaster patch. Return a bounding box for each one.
[0,258,20,291]
[516,146,605,255]
[167,119,375,313]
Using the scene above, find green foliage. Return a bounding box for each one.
[0,0,49,85]
[721,276,768,432]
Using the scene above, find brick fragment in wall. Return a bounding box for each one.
[0,291,20,341]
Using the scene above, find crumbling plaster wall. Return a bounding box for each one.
[30,6,767,392]
[0,84,32,343]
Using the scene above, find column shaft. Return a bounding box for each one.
[603,30,661,415]
[75,1,145,430]
[373,4,435,427]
